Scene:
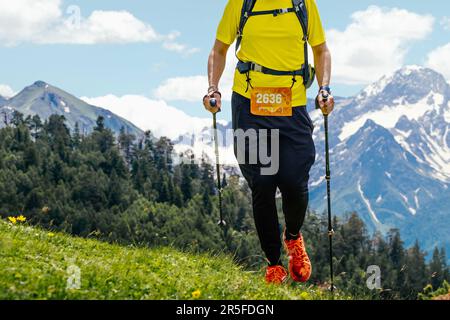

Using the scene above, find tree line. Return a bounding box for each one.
[0,111,448,299]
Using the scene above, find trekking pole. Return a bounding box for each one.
[210,99,227,230]
[317,92,335,293]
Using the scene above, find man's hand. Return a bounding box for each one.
[203,89,222,114]
[317,90,335,115]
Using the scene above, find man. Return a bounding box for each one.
[203,0,334,284]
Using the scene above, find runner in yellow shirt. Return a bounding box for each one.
[203,0,335,284]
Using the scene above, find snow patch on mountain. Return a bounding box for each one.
[357,180,381,225]
[417,130,450,181]
[445,101,450,122]
[358,73,393,99]
[310,176,325,187]
[376,195,383,204]
[414,188,421,209]
[59,99,70,113]
[393,131,426,165]
[339,91,443,141]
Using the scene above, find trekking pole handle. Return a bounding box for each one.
[315,91,329,110]
[210,98,217,108]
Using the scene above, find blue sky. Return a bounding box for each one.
[1,0,449,125]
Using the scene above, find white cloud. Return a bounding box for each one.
[426,43,450,82]
[0,0,61,46]
[0,84,15,98]
[154,49,237,102]
[81,94,211,139]
[327,6,434,85]
[40,10,161,45]
[0,0,197,53]
[154,76,210,102]
[163,42,200,56]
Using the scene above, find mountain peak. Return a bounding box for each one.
[4,81,142,136]
[33,81,49,88]
[357,66,449,105]
[398,65,426,75]
[392,65,447,84]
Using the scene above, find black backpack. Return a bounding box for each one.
[235,0,315,90]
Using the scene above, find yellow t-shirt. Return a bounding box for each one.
[216,0,326,106]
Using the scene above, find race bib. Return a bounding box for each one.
[250,87,292,117]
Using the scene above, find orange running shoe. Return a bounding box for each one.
[284,233,312,282]
[265,265,288,284]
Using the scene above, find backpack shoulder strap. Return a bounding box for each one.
[292,0,313,86]
[235,0,257,54]
[292,0,308,40]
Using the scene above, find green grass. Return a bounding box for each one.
[0,220,348,300]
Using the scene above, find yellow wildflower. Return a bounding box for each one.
[8,217,17,224]
[16,215,26,222]
[47,232,55,237]
[300,291,311,300]
[192,289,201,299]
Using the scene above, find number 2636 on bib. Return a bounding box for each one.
[250,87,292,117]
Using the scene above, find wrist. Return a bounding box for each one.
[208,85,218,94]
[319,85,331,94]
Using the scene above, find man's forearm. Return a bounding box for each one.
[208,48,227,91]
[313,44,332,88]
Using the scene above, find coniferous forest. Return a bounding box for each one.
[0,111,448,300]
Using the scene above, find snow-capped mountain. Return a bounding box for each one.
[175,66,450,257]
[0,81,142,136]
[308,66,450,257]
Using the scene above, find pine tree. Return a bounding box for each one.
[180,165,193,202]
[388,229,407,297]
[439,248,450,282]
[91,116,114,153]
[429,247,444,289]
[108,170,124,207]
[30,115,43,140]
[202,188,213,215]
[95,116,105,132]
[200,156,216,195]
[11,110,24,126]
[406,240,427,298]
[118,126,135,165]
[44,115,71,160]
[73,122,81,148]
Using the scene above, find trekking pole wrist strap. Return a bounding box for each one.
[204,91,221,100]
[319,86,331,94]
